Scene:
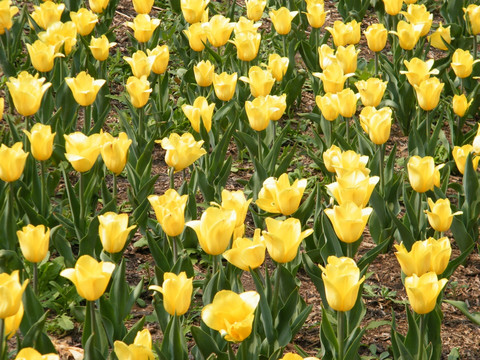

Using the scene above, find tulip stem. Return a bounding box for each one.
[40,160,47,216]
[227,343,236,360]
[0,318,4,360]
[79,173,85,227]
[169,167,175,189]
[418,314,425,360]
[337,310,345,360]
[33,262,38,296]
[272,263,282,315]
[282,35,287,57]
[168,235,177,264]
[257,131,263,165]
[138,107,145,140]
[379,143,385,195]
[89,301,96,342]
[113,173,117,210]
[474,35,478,60]
[425,110,430,140]
[344,116,349,144]
[7,183,15,250]
[375,52,379,77]
[347,243,353,259]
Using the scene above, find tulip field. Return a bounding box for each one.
[3,0,480,358]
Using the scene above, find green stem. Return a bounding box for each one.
[282,35,287,57]
[418,314,425,360]
[346,243,353,259]
[379,143,385,195]
[33,262,38,296]
[79,172,85,226]
[89,301,96,341]
[456,115,461,146]
[8,183,14,250]
[474,34,477,60]
[344,116,349,144]
[40,161,47,216]
[113,173,118,211]
[272,262,282,315]
[168,235,177,264]
[169,167,175,189]
[83,105,92,134]
[212,254,219,275]
[138,106,145,140]
[257,131,263,164]
[337,310,345,360]
[328,117,333,147]
[0,318,4,360]
[425,110,430,140]
[375,52,379,77]
[227,342,236,360]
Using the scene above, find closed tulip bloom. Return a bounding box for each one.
[101,132,132,175]
[6,71,51,116]
[319,256,365,312]
[268,54,289,81]
[206,15,235,47]
[246,0,266,21]
[426,198,462,233]
[27,40,64,72]
[428,23,451,51]
[23,123,55,161]
[182,96,215,133]
[263,217,313,263]
[37,21,77,55]
[401,4,432,37]
[452,144,479,175]
[148,189,188,237]
[355,78,387,107]
[0,142,28,183]
[318,44,336,70]
[194,60,214,87]
[325,202,372,243]
[453,94,473,118]
[219,189,252,228]
[132,0,154,14]
[326,170,379,207]
[331,150,370,178]
[235,16,259,35]
[89,35,116,61]
[336,88,359,118]
[390,21,422,50]
[159,132,207,172]
[256,173,307,216]
[183,22,208,52]
[114,329,154,360]
[5,303,23,340]
[0,270,28,319]
[124,50,155,77]
[14,348,58,360]
[65,71,106,107]
[313,62,353,94]
[397,236,447,277]
[213,72,237,101]
[240,66,275,98]
[269,7,298,35]
[0,0,19,35]
[147,45,169,74]
[325,20,360,47]
[400,58,439,87]
[405,272,447,314]
[413,77,444,111]
[364,23,387,52]
[31,1,65,30]
[451,49,480,78]
[323,145,342,173]
[404,0,417,4]
[126,75,152,108]
[149,272,193,316]
[181,0,209,24]
[98,212,136,253]
[359,106,392,145]
[305,2,327,28]
[89,0,110,13]
[382,0,402,15]
[126,14,160,43]
[223,229,265,271]
[64,132,103,172]
[464,4,480,35]
[335,45,359,75]
[245,96,270,131]
[280,354,320,360]
[202,290,259,342]
[266,94,286,121]
[186,207,237,255]
[316,93,339,121]
[17,224,50,263]
[231,31,261,61]
[407,155,443,193]
[70,8,98,36]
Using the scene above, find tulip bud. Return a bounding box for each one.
[323,145,342,173]
[267,54,289,82]
[464,4,480,35]
[37,21,77,55]
[158,132,206,172]
[382,0,403,16]
[452,144,479,175]
[124,50,155,78]
[280,354,320,360]
[400,4,432,37]
[407,155,443,193]
[31,1,65,30]
[126,14,160,43]
[213,72,237,101]
[240,66,275,98]
[149,272,193,316]
[0,142,28,183]
[313,62,353,94]
[426,198,462,233]
[325,202,372,244]
[70,8,99,36]
[428,23,451,51]
[181,0,209,24]
[400,57,439,87]
[15,348,59,360]
[405,272,447,314]
[230,31,261,61]
[26,40,64,72]
[305,2,327,29]
[194,60,214,87]
[89,0,110,13]
[326,170,379,207]
[114,329,154,360]
[0,270,29,319]
[336,88,359,118]
[98,212,136,254]
[206,14,235,47]
[330,150,370,178]
[364,23,387,52]
[17,224,50,263]
[64,132,103,173]
[223,229,265,271]
[23,123,55,161]
[451,48,480,79]
[126,75,152,108]
[390,21,422,50]
[325,20,360,47]
[5,303,23,340]
[147,45,169,74]
[315,93,339,121]
[269,7,298,35]
[354,78,387,108]
[246,0,266,21]
[452,94,473,118]
[132,0,154,14]
[266,94,286,121]
[148,189,188,237]
[359,106,392,145]
[65,71,106,107]
[0,0,19,35]
[89,35,116,61]
[6,71,51,117]
[183,22,208,52]
[318,44,336,70]
[101,132,132,175]
[219,189,252,228]
[181,96,215,133]
[335,45,359,75]
[245,96,270,131]
[413,77,444,111]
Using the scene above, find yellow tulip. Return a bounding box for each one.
[305,2,327,28]
[389,21,422,50]
[451,48,480,78]
[126,75,152,108]
[183,22,208,52]
[323,144,342,173]
[325,202,372,243]
[318,44,336,70]
[89,0,110,13]
[65,71,106,107]
[267,53,289,82]
[315,93,339,121]
[234,16,261,36]
[452,144,479,175]
[0,0,19,35]
[17,224,50,263]
[219,189,252,228]
[114,329,154,360]
[364,23,387,52]
[240,66,275,98]
[263,217,313,263]
[206,14,235,47]
[319,256,365,312]
[245,96,270,131]
[313,62,353,94]
[37,21,77,55]
[354,78,387,108]
[330,150,370,178]
[325,20,361,47]
[23,123,55,161]
[0,98,4,120]
[89,35,116,61]
[60,255,115,301]
[269,7,298,35]
[382,0,402,15]
[147,45,169,74]
[213,72,237,101]
[223,229,265,271]
[70,8,98,36]
[149,272,193,316]
[407,155,443,193]
[428,23,451,51]
[181,0,209,24]
[0,142,28,183]
[230,31,261,61]
[124,50,155,77]
[181,96,215,133]
[335,45,359,75]
[186,206,236,255]
[266,94,286,121]
[246,0,266,21]
[452,94,473,118]
[336,88,359,118]
[31,1,65,30]
[400,57,439,87]
[400,4,432,37]
[256,173,307,216]
[64,132,103,173]
[464,4,480,35]
[6,71,51,117]
[148,189,188,237]
[326,170,379,207]
[101,132,132,175]
[413,77,444,111]
[405,272,447,314]
[194,60,214,87]
[5,303,23,340]
[158,132,207,172]
[359,106,392,145]
[0,270,28,319]
[27,39,63,72]
[280,354,320,360]
[14,348,59,360]
[98,212,136,253]
[132,0,154,14]
[426,198,462,233]
[126,14,160,43]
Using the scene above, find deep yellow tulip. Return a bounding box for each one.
[181,0,209,24]
[126,14,160,43]
[183,22,208,52]
[305,2,327,28]
[364,23,387,52]
[0,142,28,183]
[223,229,265,271]
[213,72,237,101]
[240,66,275,98]
[27,40,64,72]
[407,155,443,193]
[280,354,320,360]
[149,272,193,316]
[413,77,444,111]
[325,20,360,47]
[267,53,289,81]
[124,50,155,77]
[382,0,402,15]
[132,0,154,14]
[98,212,136,254]
[114,329,154,360]
[158,132,207,172]
[14,347,59,360]
[336,88,359,118]
[89,0,110,13]
[17,224,50,263]
[316,93,339,121]
[269,7,298,35]
[0,0,18,35]
[31,1,65,30]
[218,189,252,229]
[194,60,214,87]
[206,15,235,47]
[37,21,77,55]
[89,35,116,61]
[405,272,447,314]
[5,303,23,340]
[266,94,286,121]
[181,96,215,133]
[354,78,387,108]
[400,58,439,87]
[453,94,473,118]
[60,255,115,301]
[147,45,169,74]
[335,45,359,75]
[313,62,353,94]
[70,8,98,36]
[64,132,103,173]
[101,132,132,175]
[319,256,365,312]
[451,48,480,78]
[452,144,479,175]
[325,202,372,243]
[148,189,188,237]
[234,16,261,36]
[464,4,480,35]
[65,71,106,107]
[246,0,266,21]
[230,31,261,61]
[318,44,336,70]
[359,106,392,145]
[6,71,51,116]
[0,270,28,319]
[23,123,55,161]
[428,23,451,51]
[326,170,379,207]
[323,145,342,173]
[245,96,270,131]
[126,75,152,108]
[329,150,370,178]
[390,21,422,50]
[400,4,432,37]
[426,198,462,233]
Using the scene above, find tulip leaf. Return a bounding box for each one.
[357,238,390,273]
[0,250,23,274]
[51,226,75,268]
[147,232,170,271]
[344,327,365,360]
[392,331,415,360]
[443,243,474,279]
[404,307,419,351]
[121,317,145,345]
[387,206,415,250]
[320,306,338,355]
[251,269,275,343]
[444,300,480,326]
[191,326,227,360]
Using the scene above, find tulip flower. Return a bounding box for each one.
[428,23,451,51]
[6,71,51,117]
[325,20,361,47]
[318,44,336,70]
[124,50,155,77]
[181,0,209,24]
[5,303,23,340]
[407,155,443,193]
[323,145,342,173]
[64,132,103,173]
[65,71,106,107]
[89,0,110,13]
[23,123,55,161]
[425,198,462,233]
[413,77,444,111]
[266,94,286,121]
[132,0,154,14]
[114,329,154,360]
[316,93,339,121]
[234,16,261,36]
[26,40,64,73]
[14,348,59,360]
[263,217,313,263]
[269,7,298,35]
[213,72,237,101]
[401,4,432,37]
[382,0,402,15]
[401,58,439,87]
[335,45,359,75]
[452,144,479,175]
[359,106,392,145]
[126,14,160,43]
[326,170,379,207]
[126,75,152,108]
[451,48,480,78]
[183,22,208,52]
[319,256,365,312]
[464,4,480,35]
[101,132,132,175]
[223,229,266,271]
[336,88,359,118]
[158,132,207,172]
[147,45,169,74]
[330,150,370,178]
[194,60,214,87]
[389,21,422,50]
[240,66,275,98]
[325,202,372,244]
[364,23,387,52]
[405,272,447,314]
[89,35,116,61]
[245,96,270,131]
[181,96,215,133]
[148,189,188,237]
[61,255,115,301]
[202,290,259,342]
[313,62,353,94]
[305,2,327,28]
[354,78,387,108]
[98,212,136,254]
[206,14,235,47]
[17,224,50,263]
[37,21,77,55]
[453,94,473,118]
[246,0,266,21]
[0,142,28,183]
[70,8,98,36]
[0,270,28,319]
[31,1,65,30]
[268,54,289,81]
[281,354,319,360]
[0,0,19,35]
[230,31,261,61]
[149,272,193,316]
[218,189,252,229]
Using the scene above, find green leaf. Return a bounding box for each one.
[444,300,480,325]
[251,269,275,343]
[190,326,226,359]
